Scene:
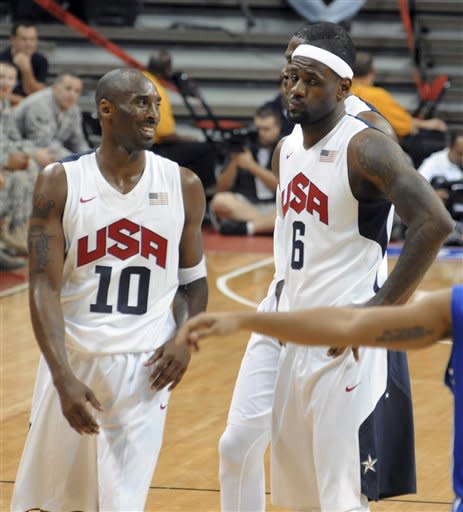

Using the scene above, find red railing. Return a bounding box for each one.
[396,0,448,117]
[32,0,178,92]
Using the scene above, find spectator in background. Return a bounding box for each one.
[0,62,44,268]
[0,23,49,106]
[262,67,294,137]
[143,51,217,191]
[351,51,447,167]
[287,0,365,30]
[210,104,280,236]
[14,73,89,160]
[418,129,463,245]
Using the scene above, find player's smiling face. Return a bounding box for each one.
[286,57,340,125]
[114,80,161,151]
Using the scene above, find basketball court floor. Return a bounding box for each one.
[1,232,462,511]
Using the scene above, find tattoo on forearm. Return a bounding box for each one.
[31,194,55,219]
[28,224,53,273]
[376,326,433,343]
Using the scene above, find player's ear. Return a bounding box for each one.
[98,98,113,120]
[337,78,351,101]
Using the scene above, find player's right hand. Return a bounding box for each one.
[54,374,103,435]
[175,312,241,352]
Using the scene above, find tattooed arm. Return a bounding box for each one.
[28,163,102,435]
[348,128,454,306]
[176,289,452,352]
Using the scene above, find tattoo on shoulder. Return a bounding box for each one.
[31,194,55,219]
[356,132,401,186]
[28,224,54,273]
[376,326,433,343]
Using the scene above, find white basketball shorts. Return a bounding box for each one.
[11,348,170,512]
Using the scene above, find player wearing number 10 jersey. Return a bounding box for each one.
[11,68,208,512]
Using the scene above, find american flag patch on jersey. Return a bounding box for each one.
[149,192,168,205]
[320,149,337,162]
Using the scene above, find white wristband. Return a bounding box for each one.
[178,255,207,285]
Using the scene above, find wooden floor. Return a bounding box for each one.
[1,249,462,511]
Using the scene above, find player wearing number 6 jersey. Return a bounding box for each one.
[269,25,453,511]
[11,68,208,512]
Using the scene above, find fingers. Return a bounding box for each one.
[65,404,100,435]
[87,390,104,412]
[327,346,346,358]
[167,366,187,391]
[150,355,175,391]
[144,346,164,366]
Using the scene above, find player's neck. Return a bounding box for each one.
[96,145,146,181]
[301,107,345,149]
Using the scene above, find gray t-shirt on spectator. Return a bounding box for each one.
[13,87,89,159]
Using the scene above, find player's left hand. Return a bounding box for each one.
[145,338,191,391]
[327,346,360,361]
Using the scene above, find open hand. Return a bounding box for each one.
[144,338,191,391]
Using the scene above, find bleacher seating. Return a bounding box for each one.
[0,0,461,132]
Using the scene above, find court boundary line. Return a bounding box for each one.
[0,282,28,299]
[0,480,454,505]
[216,256,273,308]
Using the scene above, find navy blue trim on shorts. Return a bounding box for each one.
[358,350,416,500]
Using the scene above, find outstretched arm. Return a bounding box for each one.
[28,163,102,434]
[177,288,452,352]
[146,167,208,391]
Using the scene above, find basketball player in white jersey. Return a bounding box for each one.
[273,25,452,510]
[217,24,401,512]
[11,68,208,512]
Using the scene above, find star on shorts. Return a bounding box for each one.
[361,454,377,474]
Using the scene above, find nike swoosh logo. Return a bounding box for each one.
[160,403,167,410]
[80,196,96,203]
[286,152,293,159]
[345,383,360,392]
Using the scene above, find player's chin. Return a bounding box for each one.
[135,135,154,150]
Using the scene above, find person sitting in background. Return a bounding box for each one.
[286,0,365,30]
[13,73,89,160]
[210,104,280,236]
[143,51,217,191]
[418,129,463,246]
[351,51,447,167]
[0,23,49,106]
[0,62,51,268]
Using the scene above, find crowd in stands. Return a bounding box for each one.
[0,12,462,271]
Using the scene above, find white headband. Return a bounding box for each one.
[292,44,353,79]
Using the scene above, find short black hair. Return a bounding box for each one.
[292,22,356,68]
[448,129,463,147]
[95,68,149,106]
[353,52,374,77]
[255,104,282,126]
[11,22,38,37]
[147,50,172,78]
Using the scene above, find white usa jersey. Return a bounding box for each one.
[279,115,393,310]
[61,150,184,354]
